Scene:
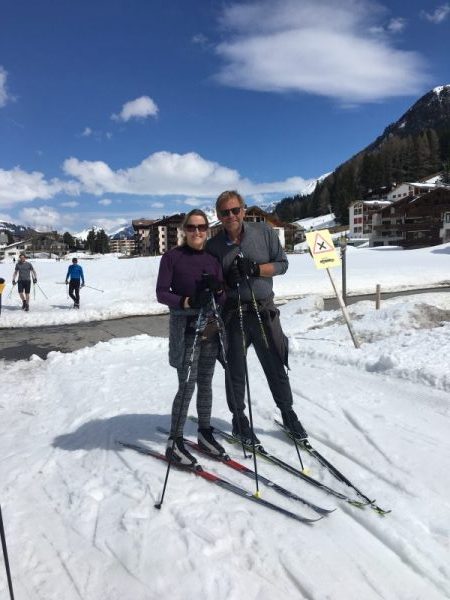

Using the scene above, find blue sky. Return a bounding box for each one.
[0,0,449,234]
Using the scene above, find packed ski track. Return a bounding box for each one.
[1,247,449,599]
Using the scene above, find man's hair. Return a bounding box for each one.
[215,190,245,212]
[72,258,78,263]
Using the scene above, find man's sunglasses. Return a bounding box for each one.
[184,224,208,232]
[219,206,242,217]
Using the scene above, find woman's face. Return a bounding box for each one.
[184,215,208,250]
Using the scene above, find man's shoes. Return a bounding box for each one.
[165,437,197,466]
[22,300,27,310]
[281,409,308,441]
[198,427,226,457]
[24,302,29,312]
[232,413,260,445]
[74,302,80,309]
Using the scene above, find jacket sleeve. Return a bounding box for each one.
[66,267,71,281]
[80,267,85,284]
[156,252,184,309]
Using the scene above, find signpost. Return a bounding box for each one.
[305,230,360,349]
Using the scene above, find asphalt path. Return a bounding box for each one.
[1,285,449,361]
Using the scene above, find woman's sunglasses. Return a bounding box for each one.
[219,206,242,217]
[184,224,208,232]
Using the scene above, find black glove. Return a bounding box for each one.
[188,289,211,309]
[200,273,222,293]
[12,281,17,286]
[236,256,260,278]
[33,278,37,284]
[226,260,243,288]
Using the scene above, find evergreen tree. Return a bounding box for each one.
[86,229,96,253]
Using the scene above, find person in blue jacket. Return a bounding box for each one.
[65,258,85,308]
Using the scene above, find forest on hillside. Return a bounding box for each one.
[275,127,450,224]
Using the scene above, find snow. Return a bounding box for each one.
[1,244,450,599]
[295,212,336,230]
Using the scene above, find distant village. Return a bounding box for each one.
[1,173,449,262]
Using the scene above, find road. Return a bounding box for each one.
[1,285,449,361]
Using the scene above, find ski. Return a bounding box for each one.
[274,419,391,516]
[156,427,333,515]
[117,440,321,524]
[189,417,368,508]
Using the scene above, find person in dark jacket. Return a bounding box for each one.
[206,190,308,444]
[156,209,226,466]
[65,258,85,308]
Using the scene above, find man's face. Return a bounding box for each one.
[218,196,245,236]
[19,255,26,262]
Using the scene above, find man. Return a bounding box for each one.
[206,190,308,444]
[65,257,85,308]
[12,253,37,312]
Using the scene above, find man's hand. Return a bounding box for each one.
[226,260,243,288]
[12,281,17,286]
[81,283,85,288]
[33,278,37,284]
[236,256,260,278]
[65,280,68,285]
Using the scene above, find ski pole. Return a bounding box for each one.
[238,255,305,472]
[0,504,15,600]
[34,282,48,300]
[155,307,205,510]
[236,283,261,497]
[238,252,269,348]
[208,287,248,460]
[84,285,104,293]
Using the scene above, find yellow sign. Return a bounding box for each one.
[305,229,341,270]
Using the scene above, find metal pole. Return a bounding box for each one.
[0,504,15,600]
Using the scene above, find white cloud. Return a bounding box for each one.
[60,200,79,208]
[387,17,406,33]
[63,151,314,198]
[19,206,67,231]
[421,4,450,23]
[214,0,427,103]
[111,96,159,122]
[184,197,202,206]
[81,127,93,137]
[98,198,112,206]
[0,212,13,222]
[0,66,12,107]
[151,202,164,208]
[0,167,79,207]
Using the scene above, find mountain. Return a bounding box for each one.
[0,221,36,239]
[109,224,135,240]
[275,85,450,223]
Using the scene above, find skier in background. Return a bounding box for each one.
[65,257,85,309]
[12,253,37,312]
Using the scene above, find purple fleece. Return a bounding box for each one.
[156,245,224,309]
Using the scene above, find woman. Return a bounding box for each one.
[156,209,226,466]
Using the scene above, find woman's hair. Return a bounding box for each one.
[215,190,245,212]
[180,209,209,246]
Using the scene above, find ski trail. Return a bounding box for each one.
[341,408,395,465]
[278,552,315,599]
[104,540,156,598]
[42,533,83,600]
[340,504,449,598]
